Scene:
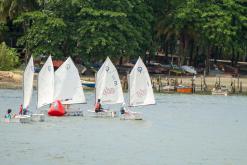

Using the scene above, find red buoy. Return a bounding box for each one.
[48,100,65,116]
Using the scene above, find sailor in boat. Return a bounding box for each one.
[95,99,105,113]
[18,104,23,115]
[120,103,130,115]
[5,109,14,120]
[23,106,30,115]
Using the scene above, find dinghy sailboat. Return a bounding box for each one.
[88,57,124,117]
[48,57,86,116]
[121,57,155,120]
[33,56,55,121]
[13,57,34,123]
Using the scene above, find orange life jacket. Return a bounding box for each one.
[95,103,101,110]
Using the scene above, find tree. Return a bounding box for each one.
[0,0,39,21]
[0,42,19,70]
[15,11,67,58]
[76,0,154,61]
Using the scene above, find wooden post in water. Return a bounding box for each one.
[203,70,207,92]
[201,76,203,91]
[158,75,161,93]
[233,80,236,93]
[219,76,221,87]
[237,76,240,92]
[215,76,217,88]
[191,75,195,93]
[240,81,242,93]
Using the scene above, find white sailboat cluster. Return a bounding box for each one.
[89,56,155,120]
[14,56,86,122]
[40,56,86,117]
[14,55,154,122]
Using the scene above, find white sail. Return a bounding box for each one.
[96,57,124,105]
[23,56,34,109]
[54,57,86,104]
[37,56,54,109]
[129,57,155,106]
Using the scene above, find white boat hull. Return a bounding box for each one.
[120,111,143,120]
[87,110,117,118]
[65,110,84,116]
[31,114,45,122]
[212,88,228,96]
[12,115,31,123]
[212,91,228,96]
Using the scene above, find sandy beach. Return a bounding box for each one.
[1,70,247,94]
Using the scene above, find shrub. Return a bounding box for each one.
[0,42,19,70]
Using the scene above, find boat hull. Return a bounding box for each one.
[65,110,84,116]
[11,115,31,123]
[120,111,143,120]
[176,87,192,93]
[212,90,228,96]
[87,110,117,118]
[31,114,45,122]
[81,81,95,88]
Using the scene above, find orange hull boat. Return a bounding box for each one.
[176,86,192,93]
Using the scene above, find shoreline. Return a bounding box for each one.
[1,71,247,95]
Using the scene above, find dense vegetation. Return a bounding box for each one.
[0,0,246,71]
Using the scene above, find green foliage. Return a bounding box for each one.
[0,0,39,21]
[0,22,8,42]
[15,11,67,58]
[0,42,19,70]
[1,0,246,67]
[156,0,247,66]
[13,0,154,61]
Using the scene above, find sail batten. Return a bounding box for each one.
[96,57,124,105]
[54,57,86,104]
[129,57,155,107]
[37,56,54,109]
[23,56,34,109]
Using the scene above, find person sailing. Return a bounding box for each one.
[120,103,126,114]
[5,109,13,120]
[95,99,104,113]
[19,104,23,115]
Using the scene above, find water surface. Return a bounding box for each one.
[0,89,247,165]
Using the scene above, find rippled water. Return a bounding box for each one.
[0,89,247,165]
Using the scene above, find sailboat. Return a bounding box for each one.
[33,56,55,121]
[88,57,124,117]
[48,57,86,116]
[13,57,34,123]
[121,57,155,120]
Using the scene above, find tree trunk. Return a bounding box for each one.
[194,45,199,67]
[235,51,239,66]
[119,56,123,66]
[205,45,211,75]
[189,40,194,66]
[231,47,235,66]
[214,46,218,64]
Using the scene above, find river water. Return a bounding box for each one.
[0,89,247,165]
